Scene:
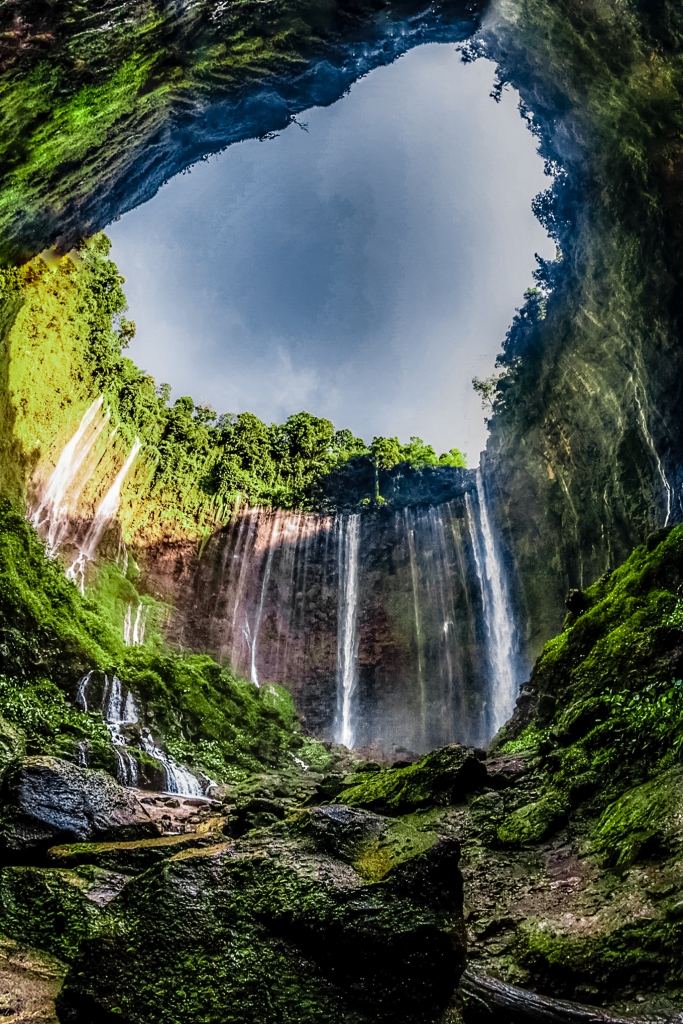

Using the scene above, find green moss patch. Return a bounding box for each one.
[335,745,487,816]
[47,833,224,873]
[594,768,683,868]
[496,791,568,847]
[0,865,126,962]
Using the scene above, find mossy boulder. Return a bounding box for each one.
[334,745,487,817]
[1,756,159,852]
[0,864,129,961]
[57,805,465,1024]
[496,791,568,847]
[594,767,683,868]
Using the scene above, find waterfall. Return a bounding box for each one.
[124,603,148,646]
[334,514,361,749]
[249,514,282,686]
[79,671,204,796]
[405,509,427,743]
[116,749,139,788]
[160,486,517,753]
[132,604,148,645]
[67,438,142,590]
[467,472,518,734]
[30,396,110,554]
[230,508,261,667]
[425,505,460,730]
[632,378,673,525]
[123,604,132,645]
[139,730,204,797]
[75,671,92,712]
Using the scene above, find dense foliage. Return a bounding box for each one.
[462,0,683,654]
[496,524,683,847]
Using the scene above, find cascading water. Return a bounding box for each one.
[334,514,361,749]
[67,437,142,590]
[30,396,110,554]
[249,515,282,686]
[75,670,93,712]
[124,602,148,646]
[77,671,204,796]
[152,473,522,755]
[405,509,427,745]
[467,472,519,735]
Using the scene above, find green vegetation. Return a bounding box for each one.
[497,525,683,846]
[0,498,310,783]
[462,0,683,656]
[0,238,468,537]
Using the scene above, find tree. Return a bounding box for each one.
[438,448,467,468]
[370,437,404,470]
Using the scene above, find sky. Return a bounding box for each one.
[107,43,555,464]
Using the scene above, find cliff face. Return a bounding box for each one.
[0,0,486,263]
[476,0,683,658]
[139,478,524,757]
[4,0,683,676]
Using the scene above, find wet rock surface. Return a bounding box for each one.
[335,744,488,815]
[0,934,66,1024]
[1,756,159,852]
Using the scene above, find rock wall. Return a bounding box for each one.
[140,473,524,757]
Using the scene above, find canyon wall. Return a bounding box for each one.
[139,475,523,757]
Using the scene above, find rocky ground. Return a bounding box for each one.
[0,745,478,1023]
[2,734,682,1022]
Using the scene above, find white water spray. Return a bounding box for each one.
[405,510,427,741]
[249,514,281,686]
[31,396,109,553]
[67,438,141,589]
[467,472,518,734]
[334,514,361,748]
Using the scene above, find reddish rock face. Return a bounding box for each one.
[137,491,525,759]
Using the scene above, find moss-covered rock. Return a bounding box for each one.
[0,864,129,962]
[0,717,24,784]
[594,768,683,869]
[57,805,465,1024]
[334,745,487,816]
[496,791,568,847]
